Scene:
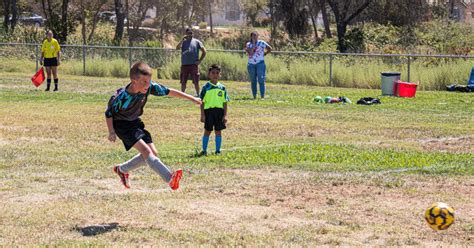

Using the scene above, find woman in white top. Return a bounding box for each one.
[245,32,272,99]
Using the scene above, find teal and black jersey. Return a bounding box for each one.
[199,82,229,109]
[105,81,170,121]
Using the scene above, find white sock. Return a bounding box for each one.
[146,155,172,182]
[119,154,145,173]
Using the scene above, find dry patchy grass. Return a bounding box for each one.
[0,72,473,245]
[0,169,473,246]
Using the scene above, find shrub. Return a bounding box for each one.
[199,22,208,30]
[259,17,272,27]
[109,59,129,78]
[140,40,163,47]
[61,58,129,78]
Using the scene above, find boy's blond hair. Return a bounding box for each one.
[130,61,152,80]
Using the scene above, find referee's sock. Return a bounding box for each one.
[45,79,51,91]
[54,78,59,91]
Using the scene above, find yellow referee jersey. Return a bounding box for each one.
[41,38,60,58]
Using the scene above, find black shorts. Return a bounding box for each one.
[113,119,153,151]
[44,58,58,67]
[204,108,226,131]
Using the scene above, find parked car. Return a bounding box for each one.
[98,11,116,22]
[98,11,128,25]
[110,16,128,25]
[10,12,44,27]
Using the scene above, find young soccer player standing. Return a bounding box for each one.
[199,64,229,155]
[106,62,201,190]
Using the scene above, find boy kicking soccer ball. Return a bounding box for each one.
[105,61,201,190]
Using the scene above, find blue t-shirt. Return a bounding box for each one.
[105,81,170,121]
[181,38,204,65]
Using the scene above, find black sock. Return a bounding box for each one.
[46,79,51,89]
[54,79,59,90]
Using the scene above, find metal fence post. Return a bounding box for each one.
[82,45,86,76]
[128,47,132,69]
[407,56,411,82]
[323,55,327,74]
[35,44,39,71]
[329,54,333,87]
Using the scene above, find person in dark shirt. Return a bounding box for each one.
[105,61,201,190]
[176,28,207,95]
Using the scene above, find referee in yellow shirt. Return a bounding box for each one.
[40,30,61,91]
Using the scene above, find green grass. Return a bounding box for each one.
[0,72,473,245]
[1,72,473,173]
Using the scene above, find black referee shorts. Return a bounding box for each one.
[43,57,58,67]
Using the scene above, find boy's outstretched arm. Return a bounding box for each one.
[106,117,116,142]
[168,88,201,105]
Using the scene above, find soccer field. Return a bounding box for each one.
[0,72,473,245]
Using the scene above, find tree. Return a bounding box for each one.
[306,0,320,40]
[318,0,332,38]
[79,0,86,44]
[186,0,207,28]
[174,0,201,31]
[13,0,18,33]
[40,0,76,42]
[274,0,310,39]
[113,0,126,45]
[449,0,455,19]
[2,0,18,33]
[126,0,153,45]
[76,0,107,45]
[326,0,372,52]
[361,0,429,26]
[150,1,176,39]
[61,0,69,43]
[265,0,290,43]
[175,0,200,30]
[431,2,449,20]
[269,0,276,37]
[243,0,268,27]
[208,0,213,36]
[144,0,207,41]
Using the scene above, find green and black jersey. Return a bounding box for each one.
[199,81,229,109]
[105,81,170,121]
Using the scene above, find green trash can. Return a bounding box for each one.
[381,72,401,96]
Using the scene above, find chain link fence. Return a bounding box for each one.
[1,42,473,90]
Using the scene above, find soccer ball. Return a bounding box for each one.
[424,202,455,230]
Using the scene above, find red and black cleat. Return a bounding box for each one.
[113,166,130,189]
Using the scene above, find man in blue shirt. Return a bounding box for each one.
[176,28,207,96]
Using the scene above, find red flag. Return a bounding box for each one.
[31,67,45,87]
